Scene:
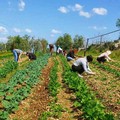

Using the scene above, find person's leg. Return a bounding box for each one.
[67,56,74,61]
[97,57,101,63]
[72,64,77,72]
[77,65,84,74]
[13,50,18,62]
[100,57,106,63]
[72,64,84,77]
[32,54,36,60]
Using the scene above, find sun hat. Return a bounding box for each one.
[106,50,111,55]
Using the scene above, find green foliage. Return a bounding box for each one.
[60,55,114,120]
[0,60,18,79]
[0,54,50,119]
[55,33,73,50]
[73,35,84,49]
[6,35,48,53]
[48,60,60,97]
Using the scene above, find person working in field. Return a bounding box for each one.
[12,49,26,62]
[97,50,113,63]
[66,48,76,61]
[57,46,63,54]
[26,52,36,60]
[49,44,54,56]
[72,55,96,77]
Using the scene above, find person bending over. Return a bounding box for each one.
[66,49,76,61]
[97,50,113,63]
[72,55,95,77]
[12,49,25,62]
[26,52,36,60]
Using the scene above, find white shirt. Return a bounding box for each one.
[14,49,23,54]
[98,52,111,61]
[73,57,92,74]
[57,47,63,53]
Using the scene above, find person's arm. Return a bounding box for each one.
[105,54,112,61]
[18,52,22,61]
[82,62,95,75]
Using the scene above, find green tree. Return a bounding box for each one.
[41,39,48,53]
[116,18,120,28]
[55,33,73,50]
[73,35,84,49]
[6,35,30,51]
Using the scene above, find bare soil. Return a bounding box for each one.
[9,57,54,120]
[55,57,83,120]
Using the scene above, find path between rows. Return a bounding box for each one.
[9,57,54,120]
[55,56,83,120]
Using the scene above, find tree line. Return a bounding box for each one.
[0,34,85,53]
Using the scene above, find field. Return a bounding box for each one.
[0,50,120,120]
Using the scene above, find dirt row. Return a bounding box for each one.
[9,57,54,120]
[56,56,83,120]
[83,63,120,118]
[9,56,85,120]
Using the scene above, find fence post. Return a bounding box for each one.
[84,38,89,56]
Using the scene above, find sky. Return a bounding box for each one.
[0,0,120,44]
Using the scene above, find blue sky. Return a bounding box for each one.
[0,0,120,44]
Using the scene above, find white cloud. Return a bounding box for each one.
[25,28,32,33]
[13,28,21,33]
[18,0,25,11]
[74,4,83,11]
[51,29,61,34]
[58,6,69,13]
[68,3,83,11]
[79,11,91,18]
[0,37,8,43]
[92,8,107,15]
[90,26,107,30]
[0,26,8,34]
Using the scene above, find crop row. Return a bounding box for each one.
[0,54,50,120]
[40,57,63,120]
[108,61,120,68]
[0,60,18,79]
[0,54,13,59]
[60,55,114,120]
[93,61,120,77]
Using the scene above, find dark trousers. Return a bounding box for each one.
[97,57,106,63]
[28,53,36,60]
[72,64,84,74]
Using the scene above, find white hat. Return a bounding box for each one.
[106,50,111,55]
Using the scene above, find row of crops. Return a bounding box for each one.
[59,55,114,120]
[0,54,50,120]
[0,52,119,120]
[40,57,63,119]
[93,61,120,77]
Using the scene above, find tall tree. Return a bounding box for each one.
[41,39,48,53]
[55,33,73,50]
[63,33,73,50]
[73,35,84,49]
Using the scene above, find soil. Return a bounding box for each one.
[9,56,84,120]
[9,57,54,120]
[84,63,120,118]
[55,57,83,120]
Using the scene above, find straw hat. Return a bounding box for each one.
[106,50,111,55]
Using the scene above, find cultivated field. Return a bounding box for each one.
[0,50,120,120]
